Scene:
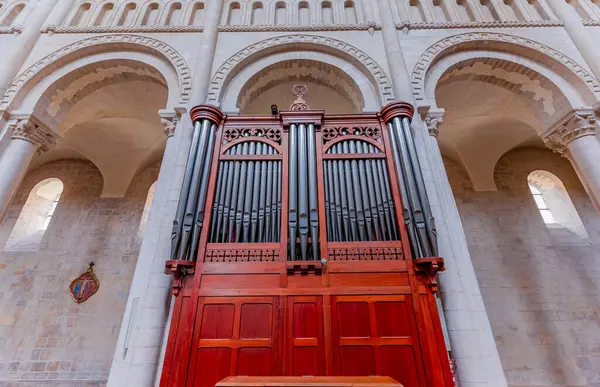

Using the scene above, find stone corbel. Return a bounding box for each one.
[542,107,597,156]
[423,108,445,138]
[414,257,445,292]
[9,114,60,153]
[164,260,196,296]
[159,106,186,138]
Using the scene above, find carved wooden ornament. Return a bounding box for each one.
[69,262,100,303]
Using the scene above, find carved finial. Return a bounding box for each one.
[290,85,309,111]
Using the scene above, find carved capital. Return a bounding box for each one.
[159,107,185,138]
[543,108,597,156]
[414,257,445,292]
[164,260,195,296]
[10,118,59,153]
[424,108,445,137]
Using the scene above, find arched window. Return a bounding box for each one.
[480,0,500,20]
[251,2,264,24]
[527,171,588,238]
[117,2,137,25]
[141,3,160,25]
[5,178,64,251]
[1,3,25,26]
[344,0,357,22]
[408,0,427,21]
[69,2,91,26]
[503,0,523,19]
[227,2,241,24]
[94,3,115,26]
[527,0,548,20]
[456,0,475,20]
[165,2,183,25]
[321,1,333,23]
[432,0,450,21]
[298,1,310,24]
[566,0,590,18]
[138,181,157,238]
[188,2,204,25]
[274,1,286,24]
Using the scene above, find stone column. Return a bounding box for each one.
[0,0,57,97]
[420,109,509,386]
[543,108,600,211]
[544,0,600,81]
[43,0,79,30]
[191,0,225,104]
[0,117,59,222]
[106,108,187,387]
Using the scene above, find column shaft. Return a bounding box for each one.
[45,0,79,27]
[545,0,600,81]
[0,139,38,221]
[566,135,600,210]
[0,0,56,96]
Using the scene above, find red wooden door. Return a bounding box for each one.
[286,296,326,376]
[188,297,279,387]
[331,295,427,387]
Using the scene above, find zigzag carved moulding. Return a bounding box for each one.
[411,32,600,103]
[0,34,192,110]
[207,34,395,105]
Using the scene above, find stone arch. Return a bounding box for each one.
[0,34,191,113]
[207,34,395,108]
[411,32,600,109]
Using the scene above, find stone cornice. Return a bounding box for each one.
[423,108,445,138]
[41,25,204,34]
[9,115,60,153]
[217,22,381,32]
[396,20,563,30]
[542,108,597,156]
[159,107,186,138]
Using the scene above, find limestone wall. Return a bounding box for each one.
[0,159,158,386]
[445,147,600,386]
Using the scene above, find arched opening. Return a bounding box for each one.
[274,1,287,24]
[138,180,157,238]
[456,0,475,20]
[0,2,24,26]
[141,3,160,25]
[251,2,264,24]
[69,3,91,26]
[409,0,427,21]
[321,1,334,23]
[117,2,137,26]
[298,1,310,24]
[165,2,183,25]
[528,170,589,237]
[189,2,205,25]
[94,3,115,26]
[480,0,500,20]
[432,0,450,21]
[227,2,241,24]
[503,0,523,19]
[527,0,549,20]
[235,59,365,115]
[344,1,357,23]
[566,0,590,18]
[4,178,63,251]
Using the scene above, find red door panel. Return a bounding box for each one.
[287,296,326,376]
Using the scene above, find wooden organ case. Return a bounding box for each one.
[162,102,454,387]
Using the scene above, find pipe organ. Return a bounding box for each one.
[162,101,453,387]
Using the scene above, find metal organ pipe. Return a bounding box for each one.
[307,124,319,261]
[288,124,298,260]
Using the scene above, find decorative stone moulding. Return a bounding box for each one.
[424,108,444,137]
[159,108,185,138]
[164,260,196,296]
[0,25,23,34]
[396,20,563,30]
[10,117,60,153]
[411,32,600,105]
[190,104,225,124]
[217,22,381,32]
[0,34,192,111]
[414,257,445,292]
[41,24,204,34]
[583,20,600,26]
[379,101,415,123]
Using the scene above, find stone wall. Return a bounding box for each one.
[0,159,158,386]
[445,147,600,386]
